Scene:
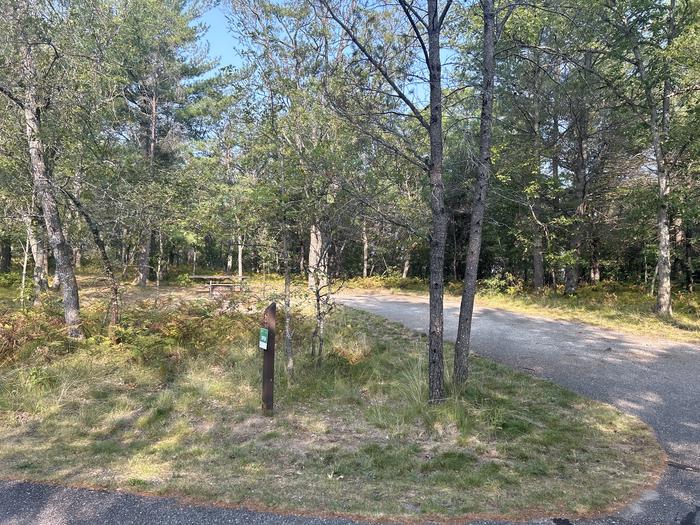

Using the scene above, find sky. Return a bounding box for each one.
[198,5,241,71]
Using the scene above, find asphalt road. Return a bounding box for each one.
[0,292,697,525]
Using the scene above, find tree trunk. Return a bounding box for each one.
[135,227,151,287]
[24,210,49,301]
[308,224,327,289]
[226,237,234,273]
[630,10,673,316]
[424,0,448,403]
[283,232,294,378]
[362,220,369,278]
[532,231,544,290]
[73,243,82,268]
[685,229,694,292]
[453,0,495,389]
[402,253,411,279]
[0,237,11,273]
[237,235,244,279]
[22,58,82,337]
[63,190,119,325]
[20,235,30,309]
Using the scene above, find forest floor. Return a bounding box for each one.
[345,277,700,343]
[0,277,665,522]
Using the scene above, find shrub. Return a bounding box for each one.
[0,272,21,288]
[479,273,524,296]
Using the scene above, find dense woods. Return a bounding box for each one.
[1,0,698,397]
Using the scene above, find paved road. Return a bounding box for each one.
[0,292,697,525]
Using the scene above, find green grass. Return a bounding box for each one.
[346,276,700,343]
[0,286,664,520]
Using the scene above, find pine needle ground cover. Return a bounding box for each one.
[0,288,663,520]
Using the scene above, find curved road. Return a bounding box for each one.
[0,291,697,524]
[336,292,700,525]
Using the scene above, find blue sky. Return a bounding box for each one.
[198,5,241,70]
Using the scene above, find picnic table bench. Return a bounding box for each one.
[190,275,248,297]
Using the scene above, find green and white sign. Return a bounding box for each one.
[259,328,269,350]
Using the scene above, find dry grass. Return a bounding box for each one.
[0,281,665,520]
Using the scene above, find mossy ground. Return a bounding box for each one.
[0,278,664,520]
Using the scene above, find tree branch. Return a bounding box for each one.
[318,0,430,130]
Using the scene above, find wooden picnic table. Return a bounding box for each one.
[190,275,248,296]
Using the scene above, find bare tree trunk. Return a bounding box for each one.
[453,0,495,388]
[63,190,120,325]
[590,260,600,283]
[362,220,369,278]
[308,224,327,289]
[628,9,673,315]
[156,230,163,306]
[135,227,151,287]
[590,236,600,283]
[532,231,544,290]
[23,208,48,301]
[402,253,411,279]
[425,0,448,403]
[20,235,30,309]
[283,232,294,378]
[686,229,694,292]
[320,0,452,401]
[237,234,244,279]
[21,49,82,337]
[73,243,82,268]
[226,237,234,273]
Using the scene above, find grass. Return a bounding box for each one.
[0,283,665,521]
[346,276,700,343]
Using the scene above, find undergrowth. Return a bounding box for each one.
[0,289,664,519]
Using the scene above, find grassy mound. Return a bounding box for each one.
[0,292,663,520]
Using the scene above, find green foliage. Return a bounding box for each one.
[478,273,525,296]
[0,271,21,288]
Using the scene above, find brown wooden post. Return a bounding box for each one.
[261,302,276,415]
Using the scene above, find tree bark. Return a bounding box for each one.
[628,7,673,316]
[453,0,495,388]
[685,229,694,292]
[532,231,544,289]
[23,209,49,301]
[319,0,452,401]
[63,190,120,325]
[135,227,151,287]
[642,78,672,315]
[226,237,234,273]
[362,220,369,278]
[283,232,294,378]
[308,223,327,289]
[19,45,82,337]
[237,234,244,279]
[590,257,600,283]
[424,0,448,402]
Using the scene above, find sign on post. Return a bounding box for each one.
[259,328,269,350]
[260,302,276,415]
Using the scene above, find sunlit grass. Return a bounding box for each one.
[0,289,664,520]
